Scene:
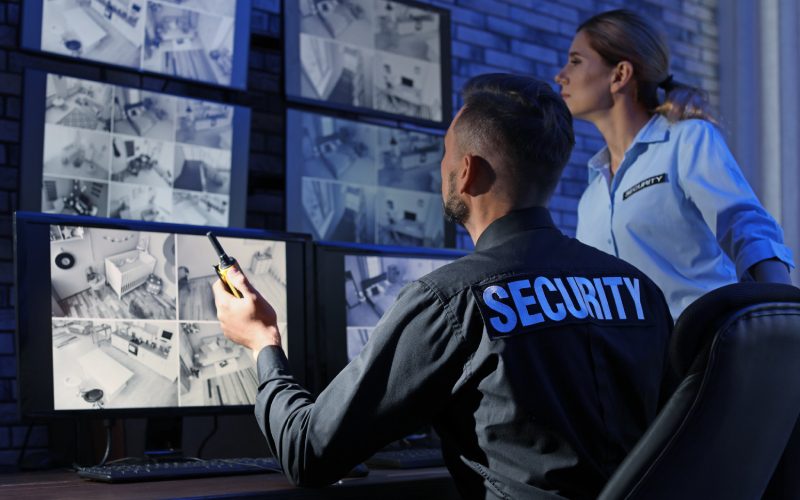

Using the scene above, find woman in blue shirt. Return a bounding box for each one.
[554,9,794,319]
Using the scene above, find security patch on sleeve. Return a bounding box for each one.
[471,273,650,340]
[622,173,668,200]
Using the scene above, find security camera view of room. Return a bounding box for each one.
[37,0,239,86]
[288,109,445,247]
[42,177,110,217]
[41,0,145,71]
[143,2,236,86]
[344,254,450,360]
[51,318,180,410]
[50,226,178,320]
[48,225,289,410]
[109,183,173,222]
[111,137,175,187]
[45,76,112,132]
[289,0,443,122]
[301,178,377,243]
[43,125,111,182]
[176,97,233,149]
[39,74,237,226]
[112,87,176,140]
[176,234,287,325]
[179,322,264,407]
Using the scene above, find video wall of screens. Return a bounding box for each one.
[286,108,452,248]
[15,213,310,416]
[21,71,251,228]
[285,0,451,127]
[313,242,465,387]
[21,0,251,89]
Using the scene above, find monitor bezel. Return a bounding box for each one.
[20,0,252,91]
[283,0,453,130]
[19,68,252,229]
[14,211,313,419]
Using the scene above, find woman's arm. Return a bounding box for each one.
[748,258,792,284]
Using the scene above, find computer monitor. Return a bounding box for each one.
[21,0,251,89]
[284,0,452,128]
[14,211,311,417]
[20,70,251,228]
[312,241,466,389]
[285,107,454,248]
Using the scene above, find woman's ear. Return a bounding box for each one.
[610,60,635,94]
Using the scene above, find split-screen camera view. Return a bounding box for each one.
[288,109,446,247]
[293,0,443,122]
[343,254,451,360]
[40,0,237,86]
[41,73,235,226]
[49,225,287,410]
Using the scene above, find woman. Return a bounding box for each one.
[554,9,794,319]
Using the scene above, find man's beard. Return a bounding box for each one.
[443,171,469,225]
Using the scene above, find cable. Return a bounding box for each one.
[98,419,114,466]
[16,421,35,469]
[196,416,218,459]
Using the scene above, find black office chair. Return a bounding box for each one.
[598,283,800,500]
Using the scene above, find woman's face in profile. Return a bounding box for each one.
[554,31,615,120]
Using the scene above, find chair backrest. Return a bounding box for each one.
[598,283,800,500]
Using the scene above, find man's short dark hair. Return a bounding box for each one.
[456,73,575,203]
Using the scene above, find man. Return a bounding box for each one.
[213,74,673,499]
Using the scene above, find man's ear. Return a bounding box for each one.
[610,60,635,94]
[459,153,476,195]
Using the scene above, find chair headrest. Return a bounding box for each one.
[671,283,800,376]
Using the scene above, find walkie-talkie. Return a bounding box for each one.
[207,231,243,298]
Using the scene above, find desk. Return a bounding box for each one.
[0,466,459,499]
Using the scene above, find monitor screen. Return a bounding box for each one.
[15,212,311,417]
[285,107,453,247]
[20,71,251,227]
[284,0,451,128]
[313,242,465,387]
[21,0,251,89]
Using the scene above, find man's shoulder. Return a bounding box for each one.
[417,230,662,299]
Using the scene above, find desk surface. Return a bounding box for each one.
[0,466,459,499]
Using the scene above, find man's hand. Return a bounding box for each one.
[212,265,282,359]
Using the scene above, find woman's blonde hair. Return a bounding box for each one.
[578,9,716,123]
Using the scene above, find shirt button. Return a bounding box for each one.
[607,239,612,245]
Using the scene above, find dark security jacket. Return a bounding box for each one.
[254,207,673,499]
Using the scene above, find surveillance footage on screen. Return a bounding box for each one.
[38,0,239,87]
[343,254,449,360]
[41,73,235,226]
[287,0,445,123]
[49,225,288,409]
[287,109,446,247]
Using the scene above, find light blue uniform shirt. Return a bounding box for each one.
[577,115,794,319]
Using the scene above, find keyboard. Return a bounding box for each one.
[365,448,444,469]
[77,457,282,483]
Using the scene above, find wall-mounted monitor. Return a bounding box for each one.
[312,241,465,389]
[21,0,251,89]
[284,0,452,128]
[14,212,312,417]
[20,71,251,227]
[285,107,454,247]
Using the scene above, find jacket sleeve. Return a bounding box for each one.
[254,280,466,487]
[676,120,794,277]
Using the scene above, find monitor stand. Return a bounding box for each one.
[144,416,184,460]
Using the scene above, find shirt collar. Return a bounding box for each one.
[587,114,671,178]
[474,207,556,251]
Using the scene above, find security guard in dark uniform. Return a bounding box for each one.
[213,74,673,499]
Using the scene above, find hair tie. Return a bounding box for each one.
[659,74,674,91]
